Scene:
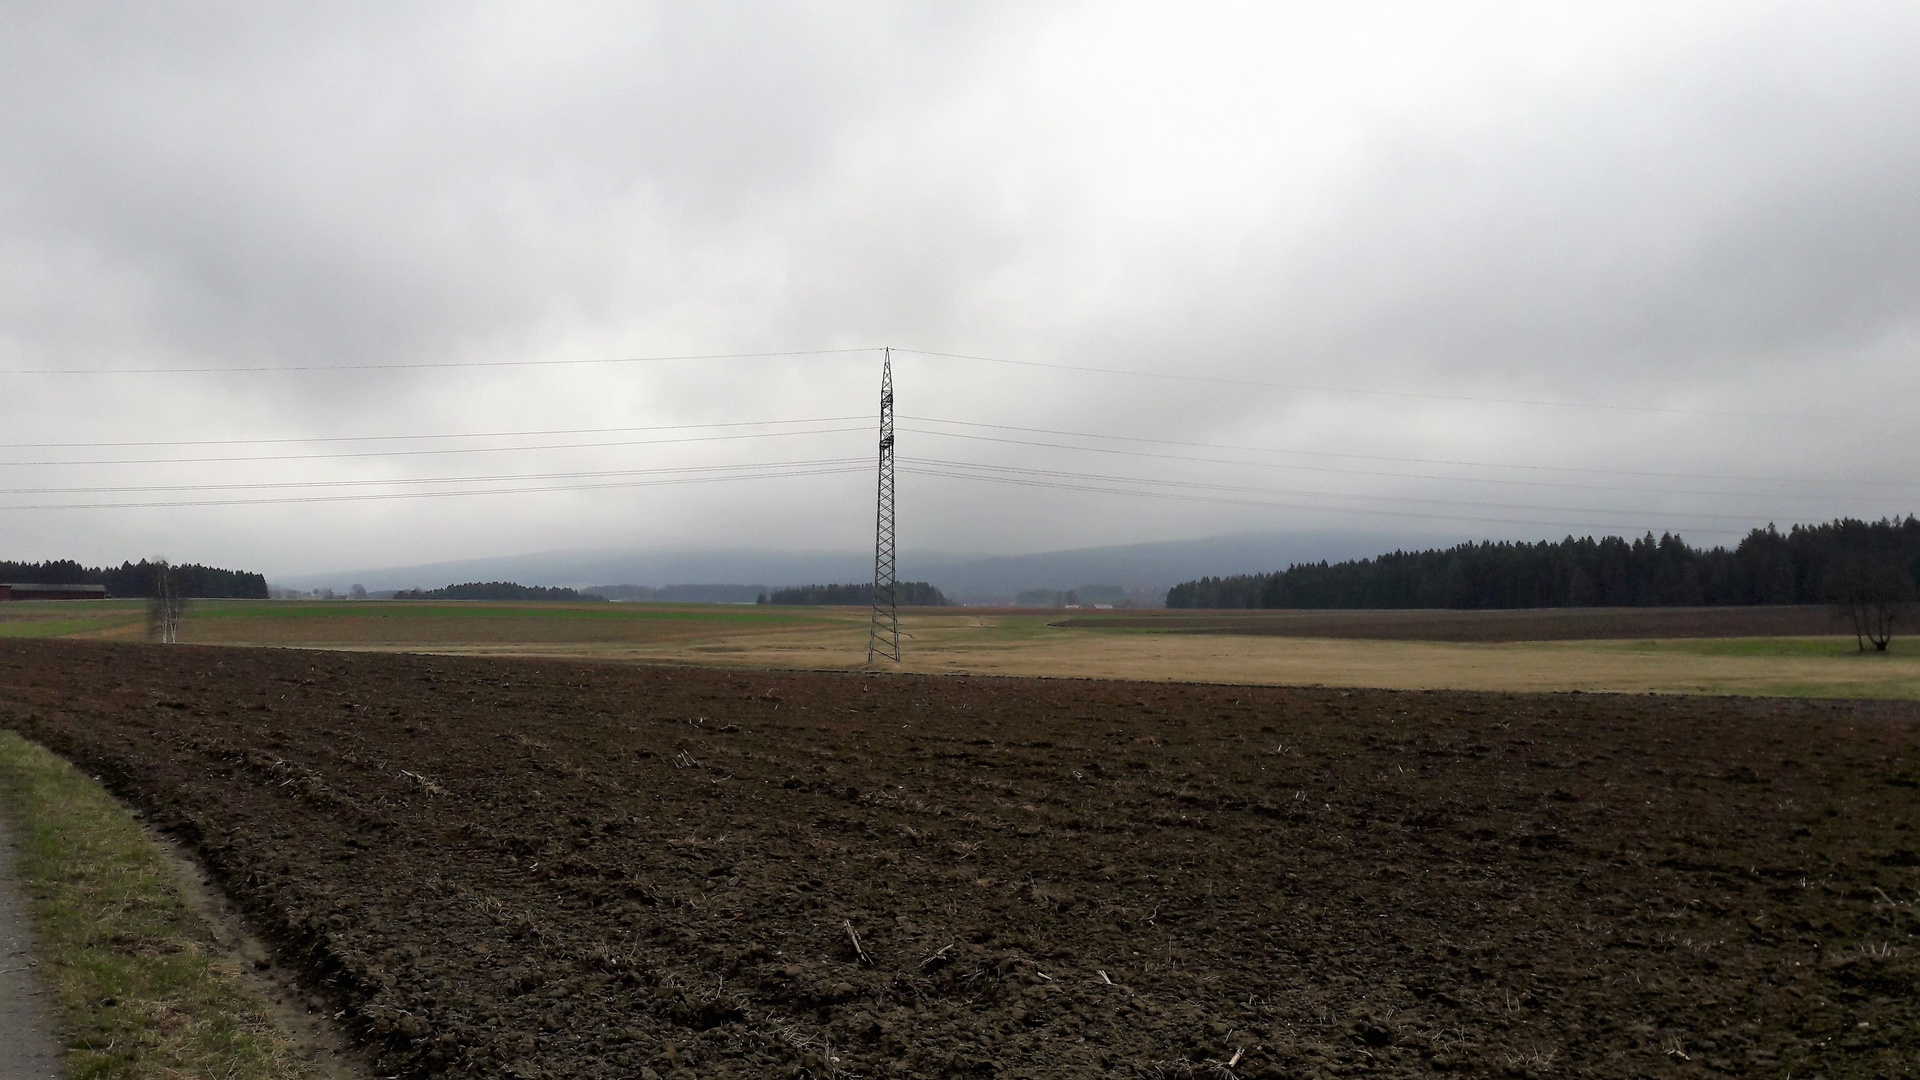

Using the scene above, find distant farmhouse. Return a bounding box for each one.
[0,583,109,601]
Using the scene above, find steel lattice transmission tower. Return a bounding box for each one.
[867,348,900,663]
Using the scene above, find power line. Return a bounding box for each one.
[896,426,1903,503]
[0,457,870,496]
[7,337,1882,422]
[0,463,870,511]
[3,341,1901,534]
[900,415,1919,490]
[0,347,878,375]
[1,425,870,467]
[898,465,1751,538]
[893,348,1886,423]
[9,406,1894,497]
[0,447,1851,524]
[0,415,868,449]
[0,419,1897,520]
[0,440,1861,532]
[902,457,1780,524]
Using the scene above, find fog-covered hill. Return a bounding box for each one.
[277,530,1444,604]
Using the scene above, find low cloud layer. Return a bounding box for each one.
[3,2,1916,579]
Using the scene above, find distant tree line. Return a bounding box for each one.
[760,582,950,606]
[583,584,771,604]
[392,581,603,601]
[1167,517,1920,610]
[0,558,267,599]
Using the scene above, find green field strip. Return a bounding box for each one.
[187,600,826,625]
[0,617,143,639]
[1615,636,1917,658]
[1687,678,1920,700]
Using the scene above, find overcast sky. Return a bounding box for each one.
[4,1,1918,579]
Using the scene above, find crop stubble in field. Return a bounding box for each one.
[1,639,1917,1078]
[10,600,1919,698]
[1050,605,1850,642]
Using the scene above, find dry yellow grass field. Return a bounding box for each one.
[580,608,1920,699]
[5,598,1916,698]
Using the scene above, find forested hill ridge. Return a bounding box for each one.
[1167,517,1920,609]
[0,558,267,598]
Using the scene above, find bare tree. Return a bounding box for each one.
[146,557,188,644]
[1826,555,1917,652]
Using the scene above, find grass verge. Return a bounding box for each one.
[0,730,311,1079]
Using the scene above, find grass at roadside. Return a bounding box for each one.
[0,731,310,1079]
[189,599,817,623]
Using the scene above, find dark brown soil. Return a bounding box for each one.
[1057,605,1849,643]
[2,639,1917,1079]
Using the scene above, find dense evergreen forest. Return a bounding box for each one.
[392,582,601,601]
[761,582,950,606]
[0,558,268,598]
[1167,517,1920,609]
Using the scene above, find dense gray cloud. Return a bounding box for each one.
[1,1,1916,581]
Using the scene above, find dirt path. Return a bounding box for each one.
[0,810,61,1080]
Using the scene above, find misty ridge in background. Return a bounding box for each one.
[391,582,600,602]
[278,530,1424,603]
[1011,585,1158,609]
[583,584,771,604]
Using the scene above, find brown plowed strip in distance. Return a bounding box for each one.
[1,639,1915,1078]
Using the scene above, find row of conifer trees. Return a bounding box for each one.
[1167,517,1920,609]
[0,558,268,599]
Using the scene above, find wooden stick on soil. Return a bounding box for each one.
[844,920,871,965]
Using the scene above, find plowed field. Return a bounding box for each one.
[3,639,1917,1079]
